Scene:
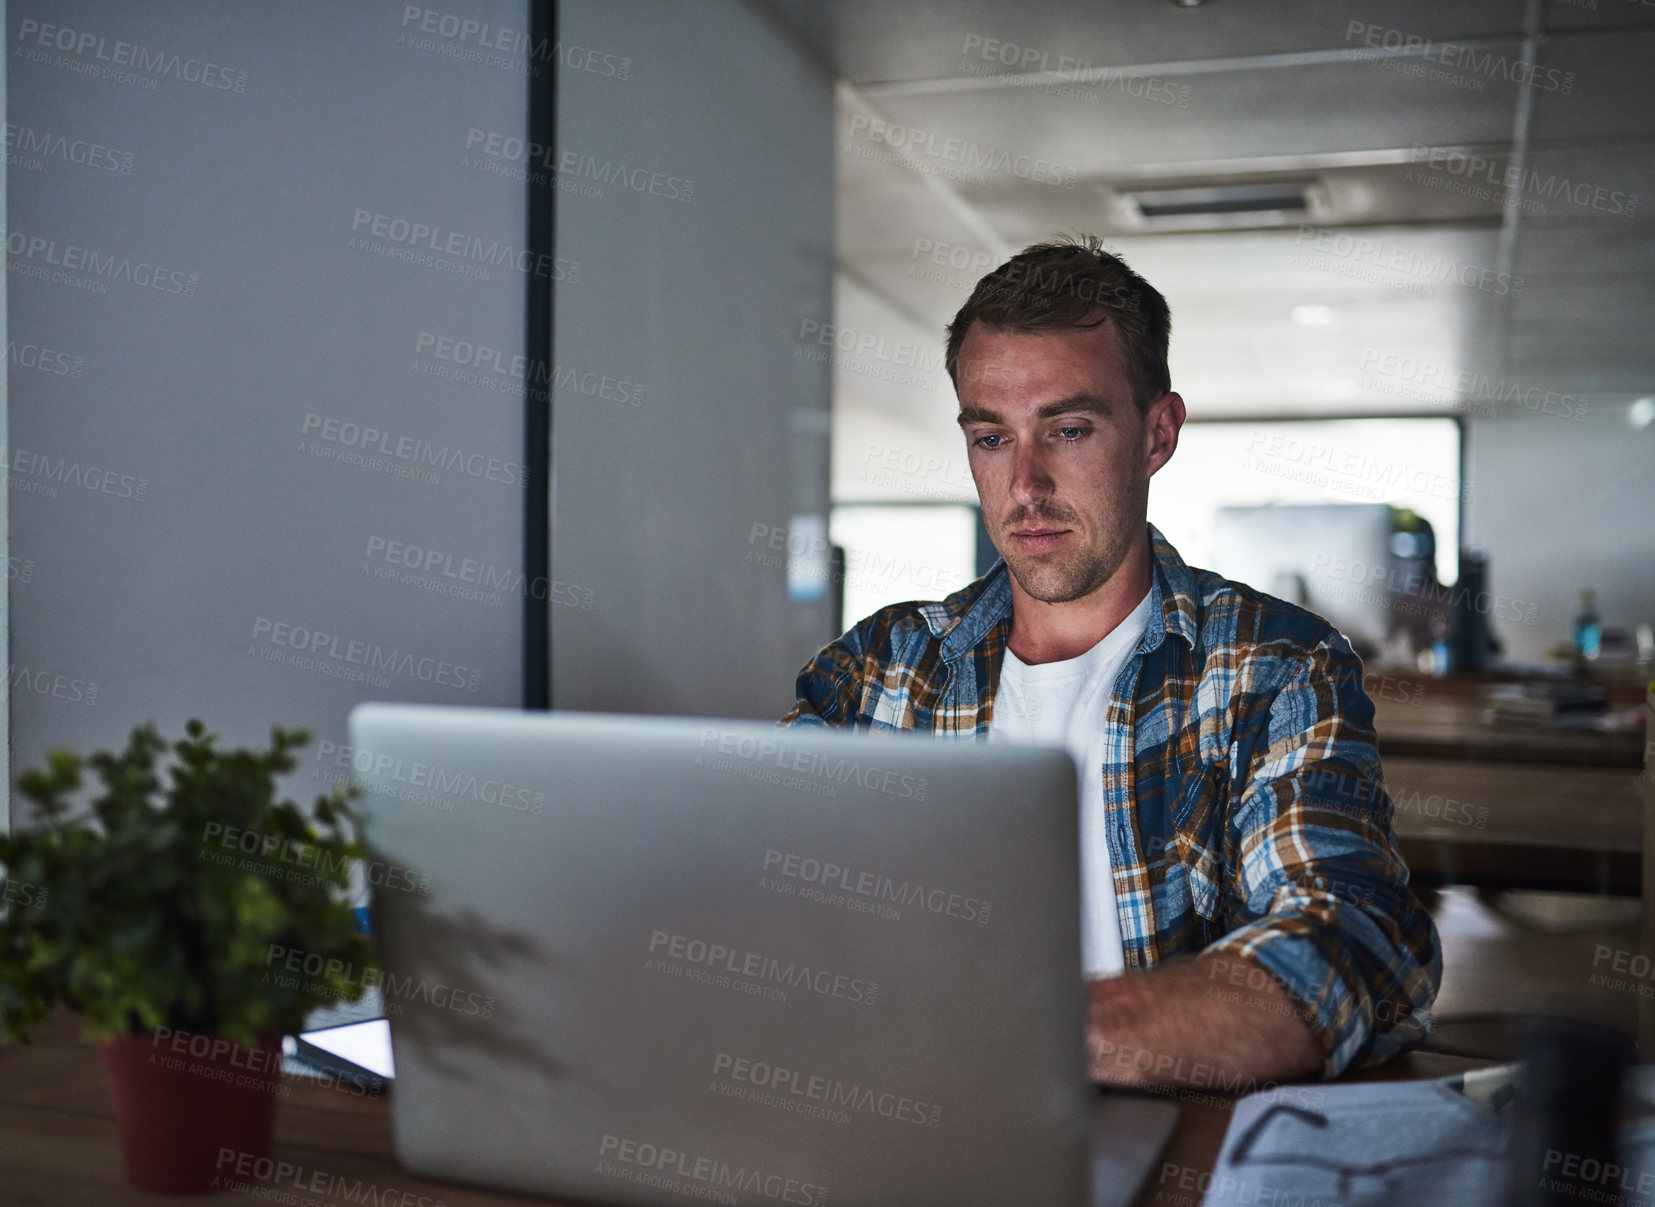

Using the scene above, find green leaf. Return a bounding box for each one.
[1,720,363,1040]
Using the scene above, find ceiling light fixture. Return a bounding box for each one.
[1134,183,1309,219]
[1110,181,1324,231]
[1629,397,1655,429]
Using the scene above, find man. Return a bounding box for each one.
[783,237,1441,1087]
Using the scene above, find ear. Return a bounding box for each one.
[1144,392,1185,477]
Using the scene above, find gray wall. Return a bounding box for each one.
[7,0,837,825]
[1,0,9,831]
[1464,405,1655,665]
[7,0,530,818]
[551,0,836,719]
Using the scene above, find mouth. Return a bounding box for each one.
[1009,528,1071,555]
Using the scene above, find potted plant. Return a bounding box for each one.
[0,720,374,1193]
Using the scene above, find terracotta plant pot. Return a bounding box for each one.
[100,1030,284,1193]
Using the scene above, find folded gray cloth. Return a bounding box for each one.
[1201,1066,1655,1207]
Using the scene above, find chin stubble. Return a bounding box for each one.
[997,504,1137,605]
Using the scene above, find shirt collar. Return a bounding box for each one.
[922,522,1200,664]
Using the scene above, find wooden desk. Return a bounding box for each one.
[1386,755,1645,894]
[1373,687,1644,769]
[1372,687,1647,894]
[0,1013,1488,1207]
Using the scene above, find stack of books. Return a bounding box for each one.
[1480,679,1643,733]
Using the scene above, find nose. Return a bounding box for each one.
[1008,440,1053,506]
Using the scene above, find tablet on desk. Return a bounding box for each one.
[286,1019,394,1093]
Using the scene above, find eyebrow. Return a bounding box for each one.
[955,395,1113,428]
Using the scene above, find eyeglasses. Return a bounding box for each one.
[1225,1102,1509,1201]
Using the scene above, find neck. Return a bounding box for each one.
[1006,530,1153,664]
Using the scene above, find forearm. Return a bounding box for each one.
[1086,952,1322,1088]
[1219,633,1442,1075]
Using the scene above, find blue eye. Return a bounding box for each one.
[1056,426,1086,440]
[975,433,1004,449]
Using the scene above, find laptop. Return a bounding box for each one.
[345,703,1178,1207]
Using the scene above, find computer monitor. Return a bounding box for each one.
[1210,503,1397,656]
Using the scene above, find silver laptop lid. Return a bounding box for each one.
[350,704,1090,1207]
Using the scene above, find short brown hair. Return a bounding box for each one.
[944,236,1172,412]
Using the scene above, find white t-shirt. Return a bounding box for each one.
[988,589,1153,978]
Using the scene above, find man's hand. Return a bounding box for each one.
[1086,952,1324,1088]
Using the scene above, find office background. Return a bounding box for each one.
[4,0,837,833]
[5,0,1654,834]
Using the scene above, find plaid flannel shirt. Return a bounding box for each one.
[782,524,1442,1077]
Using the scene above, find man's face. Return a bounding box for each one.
[954,320,1182,605]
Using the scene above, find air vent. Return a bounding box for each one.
[1112,181,1323,230]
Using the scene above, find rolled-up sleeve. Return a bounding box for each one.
[1205,633,1442,1077]
[780,632,867,729]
